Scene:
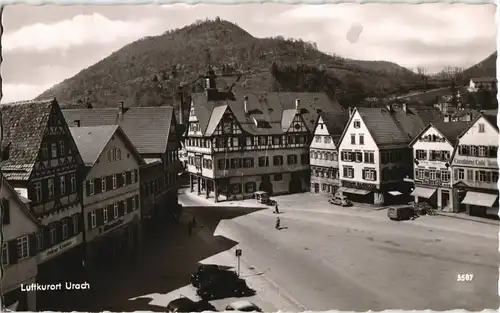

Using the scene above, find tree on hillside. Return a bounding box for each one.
[416,66,429,89]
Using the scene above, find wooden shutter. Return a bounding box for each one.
[96,208,104,226]
[107,204,114,221]
[55,222,63,243]
[117,173,124,188]
[373,170,377,181]
[78,214,83,233]
[126,171,132,184]
[86,180,91,196]
[1,199,10,225]
[134,169,139,182]
[362,169,366,180]
[67,216,74,235]
[8,240,18,264]
[127,197,133,211]
[118,201,125,216]
[29,234,37,257]
[42,226,50,248]
[134,195,139,210]
[94,178,102,194]
[106,175,113,189]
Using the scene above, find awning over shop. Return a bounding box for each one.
[410,187,436,199]
[388,191,402,196]
[461,191,498,207]
[338,187,371,195]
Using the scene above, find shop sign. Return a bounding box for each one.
[341,180,377,191]
[98,211,138,236]
[39,235,80,263]
[453,158,498,168]
[414,179,450,187]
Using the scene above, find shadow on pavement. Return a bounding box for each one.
[83,205,264,311]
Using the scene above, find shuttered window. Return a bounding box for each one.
[1,199,10,225]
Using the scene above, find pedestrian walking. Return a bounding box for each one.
[275,217,280,230]
[188,220,193,236]
[192,216,197,228]
[274,203,280,214]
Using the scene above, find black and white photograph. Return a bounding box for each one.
[0,3,498,312]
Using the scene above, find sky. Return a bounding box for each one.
[1,3,497,103]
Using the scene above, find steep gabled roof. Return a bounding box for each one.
[70,125,144,167]
[341,106,443,149]
[315,111,350,146]
[62,106,175,155]
[191,90,343,136]
[0,99,55,180]
[0,170,41,227]
[457,111,499,139]
[410,121,472,148]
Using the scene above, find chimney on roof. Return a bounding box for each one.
[244,95,249,114]
[75,120,81,127]
[348,106,354,117]
[295,99,300,110]
[402,103,408,114]
[118,101,125,115]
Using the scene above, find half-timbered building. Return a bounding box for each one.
[62,103,182,230]
[185,68,344,202]
[70,125,143,273]
[0,99,85,310]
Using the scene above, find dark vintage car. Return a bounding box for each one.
[196,275,255,300]
[387,205,414,221]
[166,297,216,312]
[190,264,236,288]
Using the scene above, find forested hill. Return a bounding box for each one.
[36,18,421,108]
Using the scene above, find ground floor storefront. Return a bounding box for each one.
[339,180,412,206]
[310,166,339,195]
[86,219,141,274]
[410,185,452,210]
[189,171,310,202]
[36,244,86,311]
[452,184,499,217]
[2,277,36,311]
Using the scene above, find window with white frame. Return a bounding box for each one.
[112,175,117,189]
[353,120,361,129]
[123,200,128,214]
[117,149,122,160]
[350,134,356,144]
[70,173,77,193]
[1,243,8,265]
[114,202,119,218]
[131,170,136,183]
[51,143,58,158]
[363,168,377,181]
[359,134,364,145]
[112,148,117,161]
[131,197,136,210]
[104,207,109,223]
[89,180,94,195]
[343,166,354,178]
[122,172,127,185]
[34,182,42,202]
[62,220,68,239]
[478,123,485,133]
[428,170,437,180]
[60,175,66,196]
[91,211,97,228]
[17,236,30,260]
[48,179,54,199]
[50,226,57,244]
[102,177,107,192]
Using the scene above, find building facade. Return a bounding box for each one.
[450,113,499,216]
[338,105,442,205]
[70,126,143,272]
[1,173,40,311]
[309,112,348,195]
[0,99,85,310]
[409,122,470,210]
[185,69,343,201]
[62,104,182,229]
[468,77,497,92]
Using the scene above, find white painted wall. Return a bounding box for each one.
[1,180,38,241]
[338,110,380,184]
[412,126,454,171]
[459,116,498,147]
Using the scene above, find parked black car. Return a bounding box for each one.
[166,297,216,312]
[190,264,227,287]
[196,276,255,300]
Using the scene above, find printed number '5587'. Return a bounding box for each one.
[457,274,474,282]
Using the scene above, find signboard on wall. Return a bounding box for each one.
[341,180,377,191]
[38,234,82,263]
[453,158,498,168]
[414,179,451,188]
